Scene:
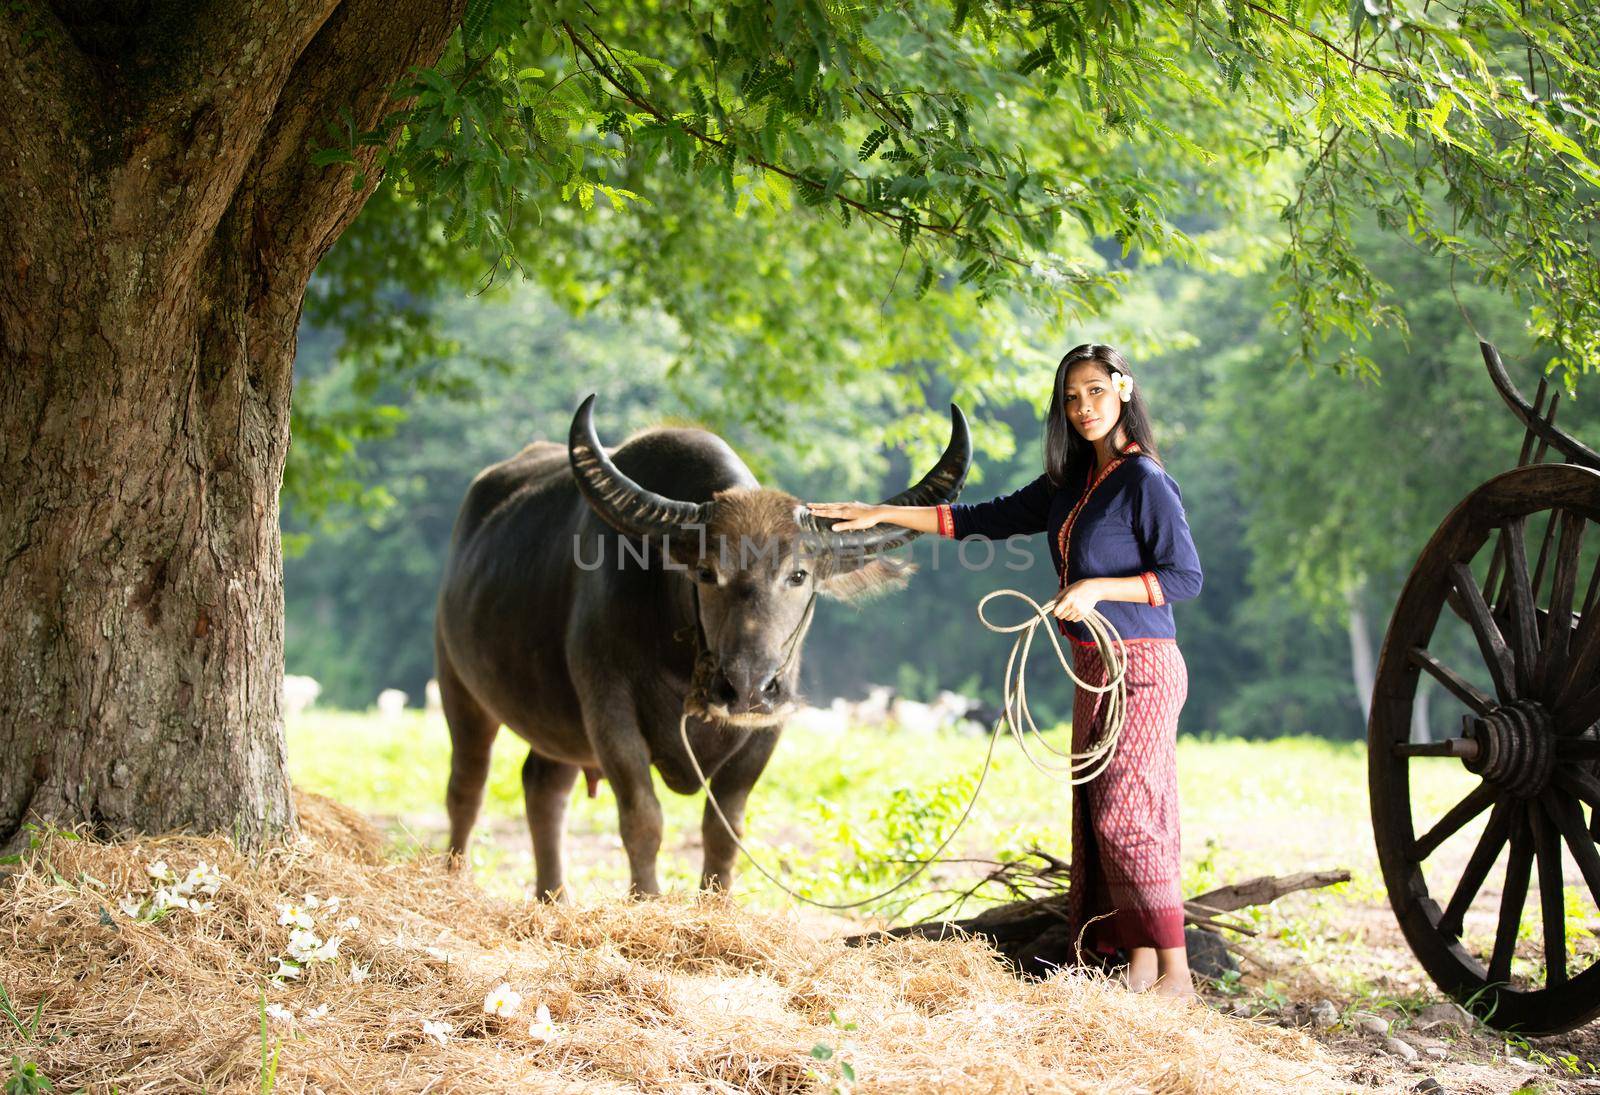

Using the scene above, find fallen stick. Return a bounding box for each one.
[1185,871,1352,917]
[850,857,1350,978]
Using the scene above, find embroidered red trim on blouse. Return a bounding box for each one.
[935,503,954,538]
[1055,442,1141,594]
[1069,635,1177,647]
[1141,571,1165,607]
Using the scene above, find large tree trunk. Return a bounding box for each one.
[0,0,459,851]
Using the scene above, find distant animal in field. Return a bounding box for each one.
[376,689,408,721]
[282,675,322,719]
[433,395,970,898]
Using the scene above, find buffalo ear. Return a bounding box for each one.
[663,534,704,570]
[818,556,918,603]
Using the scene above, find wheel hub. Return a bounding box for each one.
[1464,699,1556,797]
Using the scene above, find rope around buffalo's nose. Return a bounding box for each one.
[679,588,1128,911]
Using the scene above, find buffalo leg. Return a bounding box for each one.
[583,700,664,895]
[700,730,779,891]
[523,751,580,901]
[437,634,498,864]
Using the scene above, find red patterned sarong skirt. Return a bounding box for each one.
[1067,639,1188,955]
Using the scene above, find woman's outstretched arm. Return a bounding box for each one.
[810,473,1054,540]
[804,502,940,533]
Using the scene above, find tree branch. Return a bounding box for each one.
[562,20,1028,274]
[244,0,465,295]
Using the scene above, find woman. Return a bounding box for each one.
[808,343,1203,998]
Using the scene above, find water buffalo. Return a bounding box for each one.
[433,395,970,898]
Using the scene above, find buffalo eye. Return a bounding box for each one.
[694,565,716,584]
[787,569,808,587]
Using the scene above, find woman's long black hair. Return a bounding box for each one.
[1043,343,1162,489]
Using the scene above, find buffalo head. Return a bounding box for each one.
[568,396,970,727]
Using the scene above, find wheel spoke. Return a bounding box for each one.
[1531,804,1568,987]
[1413,781,1497,862]
[1582,545,1600,622]
[1556,767,1600,813]
[1536,511,1585,698]
[1555,605,1600,719]
[1484,382,1553,602]
[1529,513,1561,622]
[1543,790,1600,911]
[1450,562,1518,703]
[1557,737,1600,761]
[1440,801,1513,939]
[1497,517,1541,696]
[1490,804,1534,985]
[1560,687,1600,739]
[1409,647,1496,716]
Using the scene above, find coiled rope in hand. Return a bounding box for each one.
[977,589,1129,786]
[679,590,1129,910]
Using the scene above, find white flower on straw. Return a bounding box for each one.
[349,962,370,984]
[483,983,522,1019]
[421,1019,453,1046]
[264,1003,294,1026]
[302,893,342,913]
[286,928,323,962]
[527,1003,557,1042]
[271,958,302,981]
[146,859,175,883]
[1110,370,1134,403]
[277,902,314,930]
[118,895,145,919]
[153,887,190,911]
[309,935,343,962]
[182,862,226,896]
[303,1004,330,1025]
[339,916,361,931]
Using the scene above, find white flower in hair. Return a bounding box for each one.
[1110,371,1134,402]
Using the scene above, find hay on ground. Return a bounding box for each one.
[0,791,1366,1094]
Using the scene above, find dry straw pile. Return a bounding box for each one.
[0,791,1357,1093]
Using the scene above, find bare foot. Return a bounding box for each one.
[1153,978,1199,1003]
[1126,946,1158,992]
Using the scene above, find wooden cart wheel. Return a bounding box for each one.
[1371,462,1600,1034]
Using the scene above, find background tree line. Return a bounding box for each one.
[283,207,1600,739]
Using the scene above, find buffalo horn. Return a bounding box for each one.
[568,394,713,537]
[797,403,972,556]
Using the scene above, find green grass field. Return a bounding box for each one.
[286,710,1478,926]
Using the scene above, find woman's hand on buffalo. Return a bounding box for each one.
[806,501,886,532]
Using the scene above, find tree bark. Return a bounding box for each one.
[0,0,460,851]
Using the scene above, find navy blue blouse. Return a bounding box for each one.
[935,447,1203,643]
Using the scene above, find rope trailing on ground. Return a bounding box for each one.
[679,588,1129,911]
